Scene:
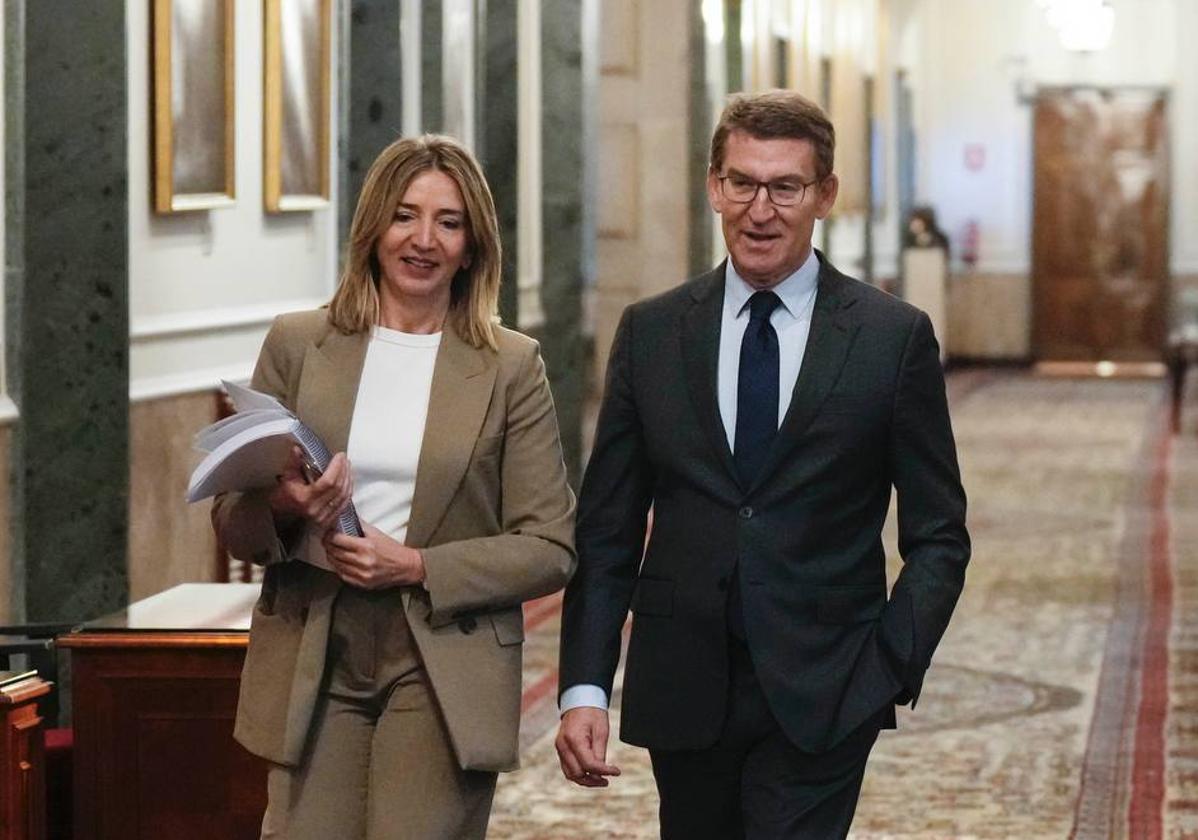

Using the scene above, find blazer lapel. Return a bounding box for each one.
[405,324,499,548]
[294,325,370,455]
[748,257,861,494]
[681,263,741,490]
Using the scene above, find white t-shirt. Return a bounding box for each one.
[345,325,441,544]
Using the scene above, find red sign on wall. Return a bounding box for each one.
[964,143,986,172]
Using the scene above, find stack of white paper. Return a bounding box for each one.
[186,380,364,537]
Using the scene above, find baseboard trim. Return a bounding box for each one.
[1033,360,1167,380]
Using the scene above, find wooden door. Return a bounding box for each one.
[1033,88,1169,362]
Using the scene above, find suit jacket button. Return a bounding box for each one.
[738,506,754,519]
[458,617,478,634]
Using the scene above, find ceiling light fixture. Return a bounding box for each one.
[1036,0,1116,53]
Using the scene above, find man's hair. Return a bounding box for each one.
[709,90,836,180]
[328,134,502,350]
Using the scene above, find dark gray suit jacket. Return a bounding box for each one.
[559,253,970,753]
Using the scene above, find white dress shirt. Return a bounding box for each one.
[560,250,822,714]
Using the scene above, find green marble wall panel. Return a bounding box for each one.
[540,0,586,482]
[19,1,129,621]
[335,0,352,251]
[422,1,443,132]
[0,427,12,623]
[347,0,404,233]
[689,1,713,277]
[5,0,27,621]
[478,0,519,325]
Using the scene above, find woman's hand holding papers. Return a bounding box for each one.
[268,446,355,531]
[322,523,427,590]
[265,446,424,589]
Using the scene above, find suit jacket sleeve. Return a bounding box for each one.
[880,311,970,704]
[420,341,577,625]
[558,307,656,699]
[210,317,305,566]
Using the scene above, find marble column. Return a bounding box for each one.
[477,0,519,325]
[862,75,875,285]
[725,0,744,93]
[335,0,351,249]
[346,0,404,238]
[820,57,833,255]
[16,1,129,621]
[421,1,443,133]
[4,0,27,620]
[540,0,587,481]
[689,1,713,277]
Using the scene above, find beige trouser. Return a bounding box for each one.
[260,587,497,840]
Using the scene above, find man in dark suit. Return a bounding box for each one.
[555,91,970,838]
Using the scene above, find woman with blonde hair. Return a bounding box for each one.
[213,134,576,839]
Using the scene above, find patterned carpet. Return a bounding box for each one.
[487,371,1196,839]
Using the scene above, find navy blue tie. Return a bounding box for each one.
[734,291,782,485]
[729,290,781,639]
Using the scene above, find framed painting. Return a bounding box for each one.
[263,0,332,212]
[152,0,236,213]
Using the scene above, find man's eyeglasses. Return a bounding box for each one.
[716,174,822,207]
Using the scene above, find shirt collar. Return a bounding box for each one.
[724,249,820,319]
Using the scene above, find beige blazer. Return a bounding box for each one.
[213,309,576,772]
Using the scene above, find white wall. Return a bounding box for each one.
[127,0,338,400]
[1172,0,1198,275]
[911,0,1194,275]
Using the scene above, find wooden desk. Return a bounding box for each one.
[0,675,51,840]
[58,584,266,840]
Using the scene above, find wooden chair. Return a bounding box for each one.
[0,625,79,840]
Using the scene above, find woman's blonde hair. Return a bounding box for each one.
[328,134,502,350]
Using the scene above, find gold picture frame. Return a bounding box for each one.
[152,0,236,213]
[263,0,332,212]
